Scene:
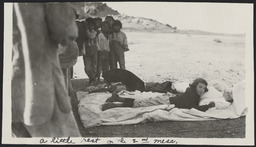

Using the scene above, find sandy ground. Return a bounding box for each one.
[73,31,245,87]
[71,31,246,137]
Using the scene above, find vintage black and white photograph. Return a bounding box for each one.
[2,1,254,145]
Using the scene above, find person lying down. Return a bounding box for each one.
[102,78,216,112]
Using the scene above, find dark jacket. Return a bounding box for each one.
[169,87,210,112]
[103,69,145,92]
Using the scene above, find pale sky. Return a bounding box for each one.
[106,2,253,34]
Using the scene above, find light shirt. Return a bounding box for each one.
[96,32,110,52]
[110,31,129,50]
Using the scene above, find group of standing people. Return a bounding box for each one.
[77,16,129,85]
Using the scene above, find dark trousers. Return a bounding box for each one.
[145,81,176,93]
[110,41,125,70]
[96,51,110,79]
[83,53,98,83]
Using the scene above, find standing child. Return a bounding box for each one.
[96,21,111,82]
[83,17,98,85]
[105,16,115,69]
[94,17,102,35]
[110,20,129,70]
[105,16,114,34]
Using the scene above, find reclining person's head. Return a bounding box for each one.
[189,78,209,96]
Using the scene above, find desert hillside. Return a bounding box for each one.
[113,14,177,32]
[71,2,176,32]
[71,2,119,18]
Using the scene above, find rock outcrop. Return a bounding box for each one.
[71,2,177,32]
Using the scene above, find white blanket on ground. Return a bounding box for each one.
[77,83,247,128]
